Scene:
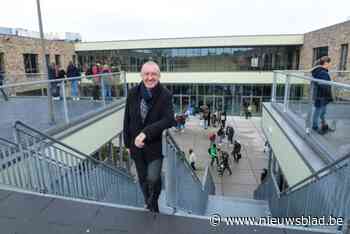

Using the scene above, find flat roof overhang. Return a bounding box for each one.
[75,34,304,51]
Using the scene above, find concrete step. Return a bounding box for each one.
[205,195,271,217]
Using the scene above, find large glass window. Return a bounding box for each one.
[77,45,300,72]
[23,54,38,73]
[55,54,61,67]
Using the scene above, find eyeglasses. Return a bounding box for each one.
[142,72,159,77]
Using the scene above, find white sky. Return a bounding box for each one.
[1,0,350,42]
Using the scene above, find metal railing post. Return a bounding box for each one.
[271,72,277,103]
[123,71,128,97]
[61,80,69,124]
[283,74,290,112]
[305,81,315,134]
[101,77,106,107]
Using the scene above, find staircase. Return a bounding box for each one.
[0,123,344,233]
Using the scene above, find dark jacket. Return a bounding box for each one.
[66,64,80,78]
[48,66,56,80]
[0,72,4,85]
[123,82,175,162]
[311,66,333,107]
[226,126,234,138]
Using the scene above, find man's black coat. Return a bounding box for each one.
[123,82,175,162]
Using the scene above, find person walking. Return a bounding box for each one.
[226,125,234,145]
[232,140,242,163]
[123,61,175,213]
[209,144,219,166]
[189,149,197,171]
[218,150,232,176]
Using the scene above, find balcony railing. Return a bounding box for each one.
[271,70,350,162]
[0,72,127,125]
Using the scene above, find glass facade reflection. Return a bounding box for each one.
[77,46,300,72]
[126,83,303,116]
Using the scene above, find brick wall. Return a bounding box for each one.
[300,20,350,70]
[0,35,76,83]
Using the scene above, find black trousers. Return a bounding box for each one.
[93,85,100,100]
[222,164,232,175]
[190,162,196,171]
[134,156,163,212]
[228,136,233,144]
[0,80,8,101]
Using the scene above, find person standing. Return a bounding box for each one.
[0,70,8,101]
[48,63,59,99]
[189,149,197,171]
[221,111,227,128]
[232,140,242,163]
[311,56,333,134]
[226,125,235,145]
[67,61,81,100]
[101,64,113,100]
[123,61,175,213]
[217,126,225,144]
[91,63,101,100]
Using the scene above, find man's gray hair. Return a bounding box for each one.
[141,61,160,74]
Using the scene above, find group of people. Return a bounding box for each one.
[48,62,115,101]
[121,55,336,214]
[48,61,81,100]
[208,123,242,176]
[200,105,227,130]
[85,63,114,100]
[208,139,242,176]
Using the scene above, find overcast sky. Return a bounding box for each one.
[1,0,350,42]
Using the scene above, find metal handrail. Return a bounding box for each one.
[14,121,133,179]
[165,130,203,186]
[282,151,350,195]
[0,72,121,89]
[0,137,18,147]
[274,70,350,89]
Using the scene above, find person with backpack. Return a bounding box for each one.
[209,144,219,166]
[218,150,232,176]
[226,125,235,145]
[232,140,242,163]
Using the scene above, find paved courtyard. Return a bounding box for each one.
[170,115,268,199]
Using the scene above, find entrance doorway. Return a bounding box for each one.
[204,96,224,113]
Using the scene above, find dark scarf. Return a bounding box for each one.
[140,82,155,123]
